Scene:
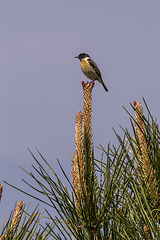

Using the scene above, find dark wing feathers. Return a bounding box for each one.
[88,59,102,78]
[88,58,108,92]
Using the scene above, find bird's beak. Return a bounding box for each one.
[74,56,79,59]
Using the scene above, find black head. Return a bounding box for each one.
[74,53,90,61]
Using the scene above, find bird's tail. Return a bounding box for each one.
[99,78,108,92]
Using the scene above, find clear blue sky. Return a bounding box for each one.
[1,1,160,228]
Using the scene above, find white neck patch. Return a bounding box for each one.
[84,56,90,60]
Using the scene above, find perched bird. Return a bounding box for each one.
[75,53,108,92]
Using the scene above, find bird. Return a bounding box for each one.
[74,53,108,92]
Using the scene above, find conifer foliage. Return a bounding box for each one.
[1,83,160,239]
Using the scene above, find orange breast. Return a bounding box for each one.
[80,59,91,70]
[80,59,97,80]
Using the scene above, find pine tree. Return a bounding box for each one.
[1,83,160,239]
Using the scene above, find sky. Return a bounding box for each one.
[0,0,160,231]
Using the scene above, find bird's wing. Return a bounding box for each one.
[88,59,102,78]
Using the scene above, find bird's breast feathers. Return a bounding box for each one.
[80,59,98,80]
[80,58,92,70]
